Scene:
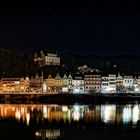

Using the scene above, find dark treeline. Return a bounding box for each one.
[1,48,140,77]
[0,48,74,78]
[0,48,36,78]
[61,53,140,76]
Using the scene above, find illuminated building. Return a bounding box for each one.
[46,73,63,93]
[84,74,101,93]
[34,50,60,67]
[55,73,63,86]
[137,76,140,86]
[0,79,3,92]
[101,76,109,93]
[72,76,84,94]
[63,74,68,86]
[62,74,68,93]
[133,77,140,93]
[116,73,123,86]
[101,74,116,93]
[1,77,30,93]
[108,74,116,93]
[57,73,73,93]
[46,74,55,93]
[54,73,63,93]
[123,76,134,93]
[67,73,73,93]
[123,76,133,87]
[42,81,47,94]
[29,73,43,93]
[116,73,124,92]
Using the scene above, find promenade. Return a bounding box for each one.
[1,93,140,104]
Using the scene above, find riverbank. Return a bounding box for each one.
[1,93,140,104]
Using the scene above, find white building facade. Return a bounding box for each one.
[123,76,134,93]
[123,76,133,87]
[67,74,73,93]
[108,74,116,93]
[62,74,69,93]
[101,74,116,93]
[34,51,60,67]
[101,76,109,93]
[133,77,140,93]
[45,53,60,66]
[116,73,124,93]
[72,77,85,94]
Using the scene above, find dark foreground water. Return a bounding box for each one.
[0,102,140,140]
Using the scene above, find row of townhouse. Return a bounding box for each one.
[101,74,140,93]
[0,74,45,94]
[45,73,140,94]
[1,73,140,94]
[0,77,30,93]
[46,73,84,94]
[0,73,84,94]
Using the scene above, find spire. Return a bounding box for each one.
[40,50,45,57]
[68,73,73,79]
[55,73,61,79]
[41,71,44,81]
[118,73,120,76]
[48,74,52,79]
[34,52,38,59]
[63,74,67,79]
[41,71,44,78]
[35,73,39,79]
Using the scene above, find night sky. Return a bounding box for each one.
[0,0,140,55]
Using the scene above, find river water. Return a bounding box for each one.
[0,102,140,140]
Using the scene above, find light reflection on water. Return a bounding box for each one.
[1,103,140,139]
[0,103,140,126]
[101,105,116,124]
[35,129,61,140]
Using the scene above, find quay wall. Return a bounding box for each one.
[1,93,140,104]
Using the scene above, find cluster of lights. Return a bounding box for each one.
[0,104,140,127]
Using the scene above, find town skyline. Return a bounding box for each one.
[1,1,140,140]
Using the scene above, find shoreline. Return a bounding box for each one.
[1,93,140,104]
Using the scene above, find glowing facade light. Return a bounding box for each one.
[62,87,68,93]
[15,81,20,84]
[74,88,80,93]
[42,82,47,94]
